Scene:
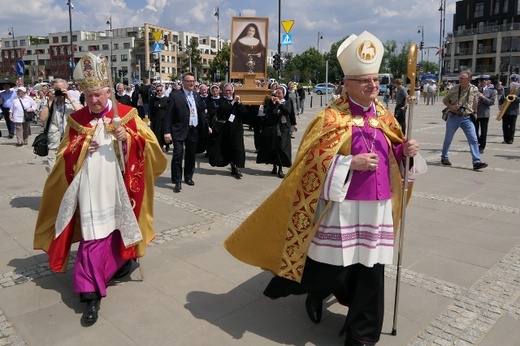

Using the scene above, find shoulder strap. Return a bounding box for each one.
[43,102,54,134]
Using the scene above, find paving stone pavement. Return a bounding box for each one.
[0,95,518,345]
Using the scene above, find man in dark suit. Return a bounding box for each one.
[164,72,208,193]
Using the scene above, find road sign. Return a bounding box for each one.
[16,59,25,76]
[281,20,295,34]
[153,43,162,54]
[282,34,293,46]
[152,30,162,43]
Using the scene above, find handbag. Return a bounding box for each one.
[19,98,36,122]
[441,107,449,121]
[32,105,52,157]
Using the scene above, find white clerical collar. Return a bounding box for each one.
[349,97,374,112]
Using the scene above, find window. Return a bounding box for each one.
[20,39,26,46]
[494,0,500,14]
[4,41,9,48]
[504,0,509,12]
[124,42,130,49]
[53,37,59,43]
[111,55,116,62]
[62,36,68,43]
[121,54,128,61]
[474,2,484,17]
[102,44,109,50]
[72,35,78,42]
[114,43,119,50]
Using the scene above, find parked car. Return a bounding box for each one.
[313,83,335,95]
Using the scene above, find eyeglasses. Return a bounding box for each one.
[184,79,196,83]
[156,89,163,92]
[347,77,379,85]
[459,76,469,80]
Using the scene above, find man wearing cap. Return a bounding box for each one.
[474,75,496,153]
[224,31,426,346]
[9,86,37,146]
[498,73,520,144]
[441,70,488,170]
[34,52,167,326]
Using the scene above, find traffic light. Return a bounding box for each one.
[118,69,123,77]
[155,59,160,72]
[273,54,280,70]
[420,41,424,50]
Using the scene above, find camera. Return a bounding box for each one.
[55,88,63,96]
[459,105,466,112]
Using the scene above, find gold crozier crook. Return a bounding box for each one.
[391,41,417,336]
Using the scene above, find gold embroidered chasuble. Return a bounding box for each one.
[224,93,409,283]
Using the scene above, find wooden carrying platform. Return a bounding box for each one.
[234,74,271,106]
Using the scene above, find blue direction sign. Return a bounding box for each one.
[282,34,293,46]
[153,42,163,54]
[16,59,25,76]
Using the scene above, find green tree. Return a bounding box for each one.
[323,35,349,83]
[180,37,202,77]
[382,40,411,80]
[207,44,230,82]
[285,47,325,84]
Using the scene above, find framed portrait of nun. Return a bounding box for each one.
[230,17,268,80]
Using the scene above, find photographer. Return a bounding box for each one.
[440,70,487,170]
[39,78,82,174]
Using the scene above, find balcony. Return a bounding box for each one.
[453,23,520,37]
[476,46,494,54]
[455,47,473,56]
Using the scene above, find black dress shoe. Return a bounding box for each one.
[441,158,452,166]
[173,184,181,193]
[473,162,488,170]
[305,293,323,324]
[112,260,132,279]
[185,179,195,186]
[231,165,237,175]
[277,170,285,178]
[81,299,100,325]
[271,166,277,174]
[235,169,243,179]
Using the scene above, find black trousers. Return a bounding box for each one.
[264,258,385,344]
[171,127,198,184]
[394,105,407,135]
[1,107,14,136]
[473,117,489,150]
[502,113,517,143]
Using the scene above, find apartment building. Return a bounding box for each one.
[444,0,520,82]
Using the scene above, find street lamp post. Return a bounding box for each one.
[417,26,424,63]
[67,1,74,80]
[8,27,15,60]
[317,32,323,52]
[437,0,446,94]
[214,7,220,57]
[106,16,114,82]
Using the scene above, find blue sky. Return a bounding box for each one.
[1,0,454,61]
